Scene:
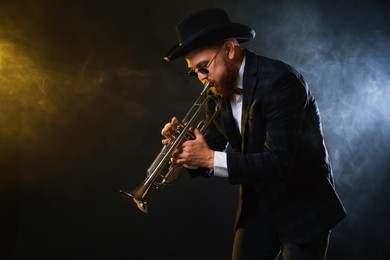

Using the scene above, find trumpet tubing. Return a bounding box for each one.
[119,82,221,213]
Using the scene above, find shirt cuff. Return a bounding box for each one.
[213,151,229,177]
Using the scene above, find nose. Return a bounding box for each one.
[198,73,208,82]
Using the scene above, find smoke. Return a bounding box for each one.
[230,0,390,257]
[1,0,389,259]
[0,39,152,169]
[243,4,389,158]
[0,1,159,176]
[228,0,390,172]
[0,3,168,258]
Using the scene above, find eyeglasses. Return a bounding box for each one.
[187,48,221,78]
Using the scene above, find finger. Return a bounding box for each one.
[172,147,183,156]
[193,128,203,139]
[175,157,188,165]
[162,122,176,138]
[171,153,185,165]
[180,141,191,150]
[187,127,195,136]
[161,124,170,138]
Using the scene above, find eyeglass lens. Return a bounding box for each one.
[188,48,220,78]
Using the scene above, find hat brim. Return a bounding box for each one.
[164,23,255,61]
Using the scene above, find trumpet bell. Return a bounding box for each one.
[119,190,148,213]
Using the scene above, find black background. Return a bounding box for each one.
[1,0,389,259]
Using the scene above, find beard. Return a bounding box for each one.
[211,55,239,97]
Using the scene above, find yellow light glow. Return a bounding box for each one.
[0,40,49,146]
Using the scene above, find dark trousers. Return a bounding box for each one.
[232,216,330,260]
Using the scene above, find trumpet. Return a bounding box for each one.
[119,82,221,213]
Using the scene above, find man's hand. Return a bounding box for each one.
[171,128,214,169]
[161,117,214,169]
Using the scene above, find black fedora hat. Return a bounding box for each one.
[164,8,255,61]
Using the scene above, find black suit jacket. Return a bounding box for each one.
[190,49,346,244]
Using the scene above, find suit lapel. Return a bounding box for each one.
[220,97,241,151]
[241,50,259,152]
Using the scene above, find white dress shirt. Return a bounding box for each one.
[213,55,245,177]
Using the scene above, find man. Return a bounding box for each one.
[161,8,346,260]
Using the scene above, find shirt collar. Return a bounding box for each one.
[236,54,246,90]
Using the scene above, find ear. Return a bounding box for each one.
[224,40,237,60]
